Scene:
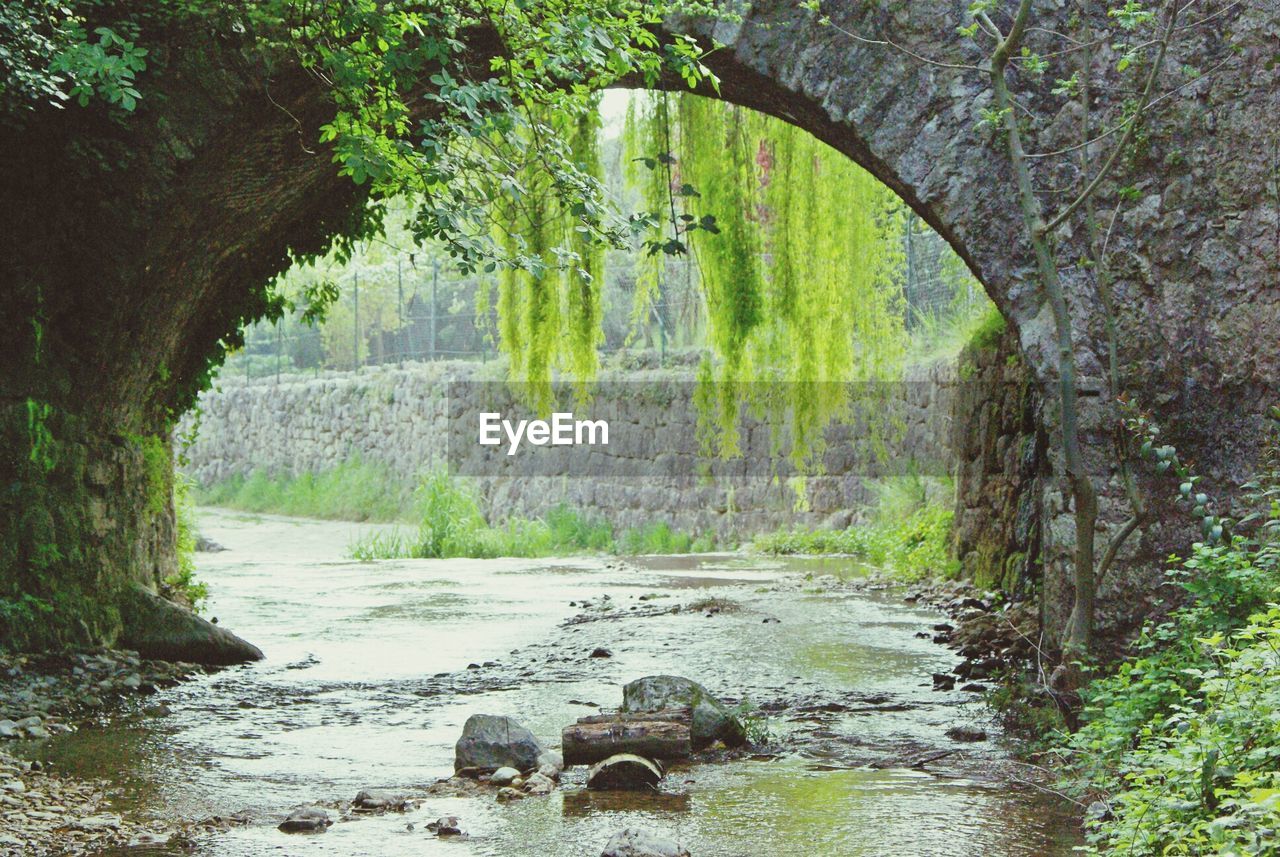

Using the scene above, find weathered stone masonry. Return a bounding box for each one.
[180,359,963,540]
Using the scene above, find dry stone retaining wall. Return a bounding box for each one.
[180,360,964,539]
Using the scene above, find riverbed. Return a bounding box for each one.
[35,509,1081,855]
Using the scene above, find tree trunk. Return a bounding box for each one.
[562,712,693,766]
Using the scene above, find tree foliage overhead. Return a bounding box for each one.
[6,1,913,465]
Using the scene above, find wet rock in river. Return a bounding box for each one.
[587,754,663,791]
[119,585,264,666]
[590,647,613,658]
[537,748,564,775]
[523,770,557,795]
[428,816,462,836]
[946,725,988,742]
[600,827,691,857]
[195,535,227,552]
[622,676,745,749]
[454,714,547,773]
[277,806,332,833]
[496,786,525,802]
[352,788,413,812]
[489,766,520,786]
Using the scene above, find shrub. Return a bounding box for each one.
[1057,410,1280,855]
[347,469,715,560]
[752,475,958,581]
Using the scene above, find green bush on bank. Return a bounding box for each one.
[1057,544,1280,854]
[752,476,959,582]
[1056,431,1280,855]
[345,468,721,560]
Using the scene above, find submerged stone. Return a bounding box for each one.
[278,806,331,833]
[600,827,690,857]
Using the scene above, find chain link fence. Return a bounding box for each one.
[227,223,977,381]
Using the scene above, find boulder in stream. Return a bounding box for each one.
[600,827,690,857]
[622,676,745,749]
[587,754,663,791]
[489,767,520,786]
[352,789,413,812]
[945,725,988,743]
[428,816,462,836]
[537,748,564,776]
[523,771,557,795]
[118,585,263,665]
[454,714,546,774]
[277,806,331,833]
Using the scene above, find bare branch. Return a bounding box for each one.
[821,18,985,73]
[1097,515,1141,586]
[1040,0,1181,236]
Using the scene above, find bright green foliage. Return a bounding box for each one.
[623,92,676,329]
[621,93,909,468]
[753,476,957,582]
[481,101,607,411]
[1,2,146,113]
[966,307,1007,352]
[165,473,207,610]
[1058,420,1280,855]
[195,458,415,523]
[347,467,718,559]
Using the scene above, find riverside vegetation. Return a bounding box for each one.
[1046,409,1280,854]
[200,465,721,560]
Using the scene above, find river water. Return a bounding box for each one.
[40,510,1081,856]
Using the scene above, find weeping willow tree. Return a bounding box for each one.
[665,93,907,469]
[485,90,909,468]
[478,101,606,410]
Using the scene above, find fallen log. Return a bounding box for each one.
[573,708,692,725]
[562,712,692,766]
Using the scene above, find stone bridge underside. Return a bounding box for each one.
[0,2,1276,655]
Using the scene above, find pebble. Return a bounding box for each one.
[523,771,556,795]
[0,650,199,857]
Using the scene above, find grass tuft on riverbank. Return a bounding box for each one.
[340,469,722,559]
[194,458,415,523]
[752,475,958,582]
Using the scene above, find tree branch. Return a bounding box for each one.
[1040,0,1180,236]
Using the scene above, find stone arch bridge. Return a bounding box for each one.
[1,1,1275,657]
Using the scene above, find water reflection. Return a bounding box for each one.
[30,510,1081,856]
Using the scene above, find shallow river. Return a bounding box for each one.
[41,510,1081,855]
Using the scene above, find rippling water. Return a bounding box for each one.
[40,509,1082,856]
